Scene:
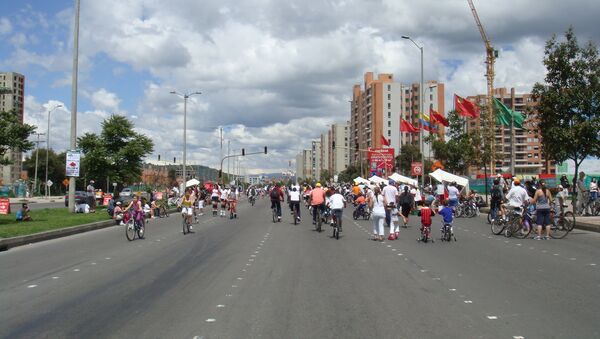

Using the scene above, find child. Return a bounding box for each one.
[418,200,435,240]
[438,200,454,235]
[16,203,32,222]
[388,204,400,240]
[113,202,124,225]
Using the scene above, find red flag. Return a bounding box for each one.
[455,94,480,118]
[400,119,419,133]
[430,107,449,127]
[380,135,390,146]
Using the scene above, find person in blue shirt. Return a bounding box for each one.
[438,201,454,235]
[16,203,32,222]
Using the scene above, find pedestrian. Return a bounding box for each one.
[398,186,414,227]
[369,186,386,241]
[590,178,598,202]
[447,182,460,209]
[576,171,590,215]
[532,181,553,240]
[490,179,504,221]
[86,180,96,213]
[382,179,398,227]
[560,174,571,193]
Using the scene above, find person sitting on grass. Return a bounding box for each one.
[16,203,32,222]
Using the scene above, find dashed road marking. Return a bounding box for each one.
[27,284,37,288]
[464,300,473,304]
[232,285,237,288]
[52,276,59,280]
[432,277,441,281]
[105,257,111,260]
[553,253,559,256]
[206,318,216,323]
[487,316,498,320]
[513,336,525,339]
[250,255,256,257]
[73,269,80,272]
[217,305,225,308]
[91,262,97,265]
[237,277,243,280]
[420,270,427,273]
[516,243,522,246]
[397,253,403,256]
[449,289,456,291]
[590,263,597,266]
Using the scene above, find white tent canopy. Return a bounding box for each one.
[389,173,418,186]
[429,169,469,188]
[185,178,200,187]
[353,177,369,184]
[368,175,386,185]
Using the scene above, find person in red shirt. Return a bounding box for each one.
[309,183,326,225]
[270,183,284,222]
[418,200,436,241]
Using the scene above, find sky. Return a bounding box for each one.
[1,0,599,175]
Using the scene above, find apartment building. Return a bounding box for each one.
[466,87,554,176]
[350,72,445,167]
[320,132,329,177]
[311,140,321,180]
[0,72,25,185]
[329,122,350,175]
[296,150,312,181]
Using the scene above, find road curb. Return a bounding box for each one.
[479,207,600,233]
[0,208,178,252]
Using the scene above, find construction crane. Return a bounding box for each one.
[467,0,498,173]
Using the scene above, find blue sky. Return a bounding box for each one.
[2,0,599,173]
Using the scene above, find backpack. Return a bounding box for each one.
[491,185,502,201]
[270,188,279,200]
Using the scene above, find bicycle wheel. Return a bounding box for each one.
[182,217,188,234]
[293,209,297,225]
[563,211,575,231]
[455,205,463,218]
[513,219,531,239]
[491,218,505,235]
[137,222,145,239]
[550,217,569,239]
[353,210,358,220]
[125,220,135,241]
[317,210,322,232]
[487,210,493,224]
[272,208,277,223]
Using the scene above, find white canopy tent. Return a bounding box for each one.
[429,169,469,189]
[353,177,369,184]
[389,173,418,186]
[185,178,200,188]
[368,175,387,185]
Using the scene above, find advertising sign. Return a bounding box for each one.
[65,150,81,177]
[411,162,423,176]
[103,194,113,206]
[368,148,395,177]
[0,197,10,215]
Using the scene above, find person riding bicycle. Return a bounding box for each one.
[181,190,194,228]
[248,186,257,204]
[418,200,436,240]
[288,186,301,222]
[505,178,529,217]
[354,193,367,214]
[270,183,284,222]
[328,188,346,231]
[124,195,144,228]
[438,200,454,236]
[309,183,326,225]
[219,186,229,217]
[490,178,504,221]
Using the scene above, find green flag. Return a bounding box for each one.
[493,97,524,128]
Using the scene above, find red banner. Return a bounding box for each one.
[0,198,10,215]
[368,148,395,177]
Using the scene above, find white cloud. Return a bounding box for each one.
[0,17,11,35]
[89,88,122,112]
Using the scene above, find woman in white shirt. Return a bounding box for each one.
[369,186,386,241]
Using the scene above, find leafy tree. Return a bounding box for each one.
[532,27,600,211]
[320,169,332,183]
[338,164,361,183]
[0,109,36,165]
[78,115,154,195]
[23,149,67,195]
[396,144,421,175]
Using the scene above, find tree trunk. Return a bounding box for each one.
[572,161,579,214]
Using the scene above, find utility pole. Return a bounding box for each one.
[33,133,45,196]
[68,0,80,212]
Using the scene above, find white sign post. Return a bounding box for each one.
[66,150,81,177]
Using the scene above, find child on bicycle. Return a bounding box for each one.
[438,200,454,236]
[418,200,436,240]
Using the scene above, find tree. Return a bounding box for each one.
[78,115,154,194]
[0,109,36,165]
[23,150,67,195]
[396,144,421,175]
[320,169,332,183]
[532,27,600,211]
[338,164,361,183]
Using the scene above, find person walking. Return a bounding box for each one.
[86,180,96,213]
[531,181,553,240]
[398,186,414,228]
[576,171,590,215]
[369,186,386,241]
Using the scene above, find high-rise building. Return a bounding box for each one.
[330,122,350,176]
[466,87,554,176]
[0,72,25,185]
[296,150,312,181]
[350,72,444,168]
[320,132,329,177]
[311,140,321,180]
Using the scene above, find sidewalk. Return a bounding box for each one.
[480,207,600,233]
[9,196,64,203]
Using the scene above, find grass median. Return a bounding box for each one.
[0,207,111,239]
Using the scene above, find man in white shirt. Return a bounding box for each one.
[447,182,460,208]
[506,178,529,209]
[382,180,399,227]
[328,188,347,231]
[288,186,302,221]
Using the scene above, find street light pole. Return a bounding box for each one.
[33,133,45,196]
[45,104,63,198]
[402,35,425,188]
[170,90,201,194]
[68,0,80,212]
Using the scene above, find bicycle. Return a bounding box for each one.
[125,211,145,241]
[291,202,300,225]
[312,205,323,232]
[548,208,576,239]
[418,224,433,243]
[182,212,192,235]
[441,222,456,242]
[249,195,256,206]
[331,212,340,240]
[503,207,530,239]
[272,204,278,223]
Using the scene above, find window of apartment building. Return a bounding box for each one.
[387,102,391,109]
[430,94,433,101]
[387,84,391,91]
[387,93,391,100]
[387,121,391,127]
[388,130,391,136]
[528,154,532,158]
[388,112,391,118]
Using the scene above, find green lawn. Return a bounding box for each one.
[0,208,111,239]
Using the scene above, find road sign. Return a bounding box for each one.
[62,179,69,187]
[46,180,53,187]
[367,148,395,177]
[65,150,81,177]
[411,162,423,176]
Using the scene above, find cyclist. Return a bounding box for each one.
[210,186,220,216]
[418,200,436,240]
[354,192,367,215]
[248,186,257,205]
[309,183,326,225]
[505,178,529,218]
[490,178,504,221]
[438,200,454,236]
[531,181,553,240]
[181,190,194,228]
[328,188,346,232]
[124,195,144,228]
[270,183,284,222]
[288,186,301,222]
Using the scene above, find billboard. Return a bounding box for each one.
[368,148,395,177]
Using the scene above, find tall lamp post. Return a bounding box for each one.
[170,90,201,194]
[402,35,425,188]
[45,104,63,198]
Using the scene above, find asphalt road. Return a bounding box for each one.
[1,198,599,339]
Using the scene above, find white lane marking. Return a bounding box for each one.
[464,300,473,304]
[487,316,498,320]
[504,241,509,243]
[249,259,254,262]
[513,336,525,339]
[242,269,246,272]
[232,285,237,288]
[541,250,547,253]
[387,245,392,248]
[449,289,456,291]
[156,239,161,242]
[105,257,111,260]
[217,305,225,308]
[397,253,403,256]
[246,263,251,266]
[432,277,441,281]
[553,253,559,256]
[225,294,232,297]
[206,318,216,323]
[570,258,576,260]
[250,255,256,257]
[237,277,243,280]
[73,269,80,272]
[27,284,37,288]
[420,270,427,273]
[254,251,259,254]
[516,244,522,246]
[91,262,97,265]
[590,263,597,266]
[52,276,59,280]
[529,247,535,250]
[392,249,397,251]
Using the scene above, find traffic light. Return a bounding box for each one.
[173,157,176,163]
[218,170,222,178]
[355,142,359,150]
[158,154,161,161]
[332,141,336,149]
[242,148,245,156]
[264,146,268,154]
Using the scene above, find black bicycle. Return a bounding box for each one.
[313,205,323,232]
[126,212,145,241]
[441,222,456,242]
[272,204,278,223]
[182,212,192,235]
[291,202,300,225]
[249,195,256,206]
[331,212,341,240]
